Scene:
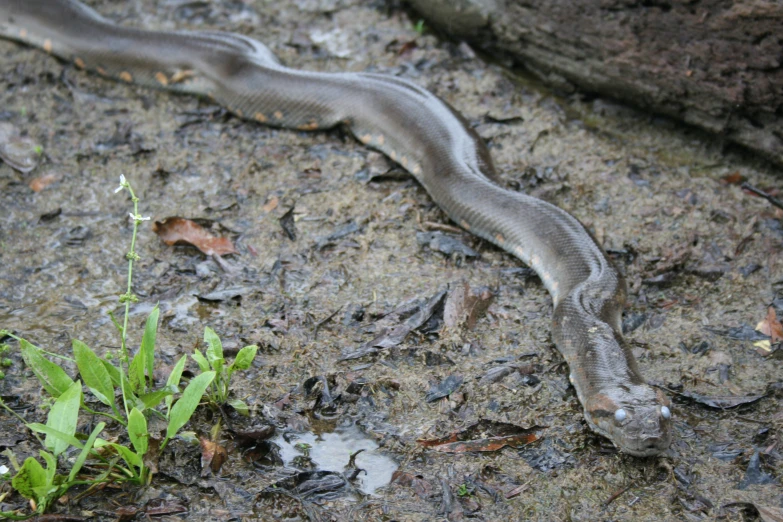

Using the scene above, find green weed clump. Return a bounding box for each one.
[0,175,256,519]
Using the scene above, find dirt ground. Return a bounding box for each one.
[0,0,781,520]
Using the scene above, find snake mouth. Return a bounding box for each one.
[585,407,672,457]
[618,435,672,457]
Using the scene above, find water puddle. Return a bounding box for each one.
[271,423,398,495]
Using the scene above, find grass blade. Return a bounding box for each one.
[27,423,84,450]
[68,422,105,482]
[167,371,215,440]
[19,339,74,397]
[164,355,187,412]
[140,306,159,387]
[127,408,148,457]
[228,345,257,375]
[44,381,82,456]
[203,327,224,375]
[190,349,210,373]
[73,340,115,408]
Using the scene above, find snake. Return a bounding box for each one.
[0,0,672,457]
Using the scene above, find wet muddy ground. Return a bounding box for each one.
[0,0,781,520]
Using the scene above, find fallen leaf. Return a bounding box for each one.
[264,470,347,500]
[340,289,447,360]
[737,451,777,489]
[756,307,783,343]
[262,195,279,212]
[29,171,62,192]
[723,503,783,522]
[418,419,544,452]
[673,389,765,409]
[144,498,188,516]
[704,324,769,342]
[720,171,746,185]
[425,374,463,403]
[199,436,228,475]
[280,206,296,241]
[234,425,276,448]
[443,281,494,330]
[152,217,236,256]
[416,231,478,257]
[391,470,433,499]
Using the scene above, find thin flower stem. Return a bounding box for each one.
[1,332,75,362]
[115,178,143,421]
[80,406,125,427]
[120,186,139,363]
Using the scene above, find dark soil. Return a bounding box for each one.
[0,0,781,520]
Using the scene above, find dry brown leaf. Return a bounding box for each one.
[417,420,545,453]
[262,195,279,212]
[29,171,62,192]
[199,436,228,475]
[152,217,236,256]
[756,306,783,343]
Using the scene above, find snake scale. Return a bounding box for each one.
[0,0,672,456]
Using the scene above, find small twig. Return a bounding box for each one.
[741,182,783,210]
[604,481,636,507]
[313,306,342,341]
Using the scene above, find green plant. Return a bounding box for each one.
[0,379,107,518]
[191,327,257,415]
[0,175,220,518]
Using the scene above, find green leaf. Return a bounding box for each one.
[97,441,142,469]
[100,359,122,387]
[39,450,56,487]
[164,355,187,411]
[167,371,215,440]
[228,345,258,374]
[136,389,173,411]
[73,340,115,408]
[175,431,199,444]
[27,423,84,450]
[140,307,159,385]
[20,339,74,397]
[68,422,105,482]
[127,408,148,457]
[11,457,47,500]
[128,350,145,394]
[44,381,82,456]
[203,327,224,374]
[227,398,249,416]
[119,372,139,419]
[190,349,210,373]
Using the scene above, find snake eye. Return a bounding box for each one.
[614,408,627,422]
[661,406,671,419]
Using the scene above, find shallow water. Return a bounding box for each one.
[272,423,398,495]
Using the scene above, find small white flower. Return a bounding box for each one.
[129,213,150,222]
[0,465,8,474]
[114,174,127,193]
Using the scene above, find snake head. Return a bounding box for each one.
[584,385,673,457]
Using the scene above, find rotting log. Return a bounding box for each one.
[407,0,783,165]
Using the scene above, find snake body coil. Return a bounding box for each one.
[0,0,672,456]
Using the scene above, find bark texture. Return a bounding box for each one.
[409,0,783,165]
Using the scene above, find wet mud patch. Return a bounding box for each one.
[0,0,782,520]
